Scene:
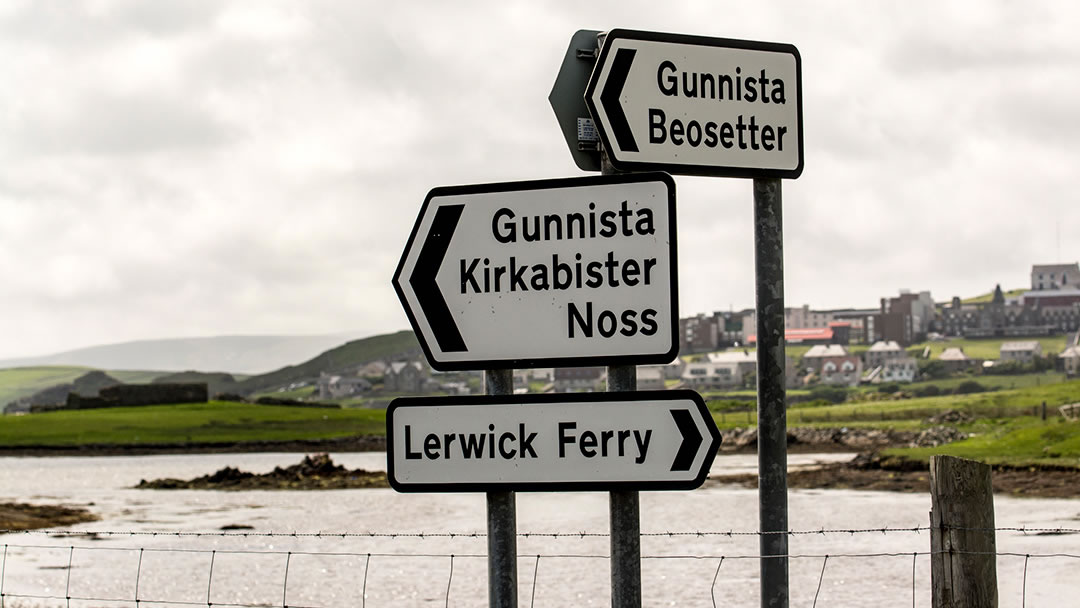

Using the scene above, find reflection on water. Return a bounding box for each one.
[0,452,1077,606]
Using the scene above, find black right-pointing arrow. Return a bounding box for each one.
[410,204,467,353]
[670,409,703,472]
[600,47,639,153]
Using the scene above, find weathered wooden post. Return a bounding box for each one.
[929,455,998,608]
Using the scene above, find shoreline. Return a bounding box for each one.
[0,425,925,457]
[706,456,1080,499]
[0,435,387,457]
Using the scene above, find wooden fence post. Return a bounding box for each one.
[930,455,998,608]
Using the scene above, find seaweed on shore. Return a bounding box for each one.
[0,502,98,531]
[136,453,389,490]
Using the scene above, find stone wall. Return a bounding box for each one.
[98,383,209,407]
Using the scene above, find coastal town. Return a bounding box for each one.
[316,262,1080,401]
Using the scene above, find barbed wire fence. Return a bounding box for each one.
[1,526,1077,607]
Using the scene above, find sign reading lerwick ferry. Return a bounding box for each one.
[586,29,803,179]
[392,173,678,371]
[386,391,721,492]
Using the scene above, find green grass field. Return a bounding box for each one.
[0,401,385,447]
[707,378,1080,429]
[856,372,1067,394]
[887,418,1080,468]
[3,373,1076,469]
[251,385,319,401]
[906,336,1067,360]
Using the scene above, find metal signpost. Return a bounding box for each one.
[389,26,802,608]
[393,173,678,371]
[386,391,720,492]
[582,29,803,608]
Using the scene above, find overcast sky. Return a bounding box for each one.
[1,1,1077,359]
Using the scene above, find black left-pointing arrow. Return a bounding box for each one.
[410,204,467,353]
[600,47,638,153]
[670,409,703,472]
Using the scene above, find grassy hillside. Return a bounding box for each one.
[961,287,1027,304]
[0,401,385,446]
[152,371,242,396]
[1,331,419,406]
[890,419,1080,468]
[233,330,420,394]
[110,370,171,384]
[854,372,1066,394]
[906,336,1068,360]
[0,367,190,406]
[0,366,90,405]
[712,378,1080,429]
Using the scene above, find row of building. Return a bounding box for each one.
[316,329,1080,399]
[315,263,1080,399]
[680,264,1080,353]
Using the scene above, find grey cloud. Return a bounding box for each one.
[883,30,1079,76]
[975,85,1080,147]
[10,92,235,157]
[111,1,221,36]
[0,1,221,48]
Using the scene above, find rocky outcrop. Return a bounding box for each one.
[911,425,971,447]
[135,453,387,490]
[254,396,339,408]
[721,425,968,451]
[924,409,975,425]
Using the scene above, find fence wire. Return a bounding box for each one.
[0,539,1075,608]
[5,525,1079,539]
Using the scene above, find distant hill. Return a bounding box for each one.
[0,367,101,408]
[962,287,1026,305]
[5,370,121,411]
[0,333,368,375]
[152,371,240,396]
[233,330,421,395]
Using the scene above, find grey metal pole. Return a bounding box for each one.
[486,369,517,608]
[595,29,643,601]
[753,177,789,608]
[608,365,640,608]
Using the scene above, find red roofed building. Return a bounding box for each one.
[747,321,851,347]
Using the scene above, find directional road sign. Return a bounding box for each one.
[387,390,721,492]
[393,173,677,371]
[586,29,803,179]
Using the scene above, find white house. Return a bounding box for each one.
[1032,263,1080,291]
[706,350,757,380]
[680,362,742,390]
[1059,346,1080,376]
[318,372,372,399]
[820,356,862,387]
[1000,341,1042,363]
[878,357,918,383]
[803,344,850,373]
[637,366,667,391]
[864,340,905,369]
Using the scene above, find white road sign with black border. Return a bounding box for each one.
[386,391,721,492]
[393,173,678,371]
[586,29,803,178]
